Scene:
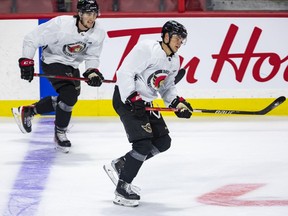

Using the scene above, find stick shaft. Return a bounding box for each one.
[145,96,286,115]
[34,73,116,83]
[146,107,178,112]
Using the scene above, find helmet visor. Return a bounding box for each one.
[171,33,187,45]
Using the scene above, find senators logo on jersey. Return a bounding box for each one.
[147,70,169,90]
[63,42,86,57]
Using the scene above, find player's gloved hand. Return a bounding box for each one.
[169,96,193,118]
[18,58,34,82]
[126,92,146,117]
[83,68,104,87]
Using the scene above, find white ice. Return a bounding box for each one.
[0,116,288,216]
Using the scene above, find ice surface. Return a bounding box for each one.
[0,116,288,216]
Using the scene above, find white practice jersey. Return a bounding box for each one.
[22,15,106,70]
[116,39,180,107]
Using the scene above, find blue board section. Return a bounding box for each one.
[38,19,57,114]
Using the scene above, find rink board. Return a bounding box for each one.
[0,14,287,116]
[1,97,287,116]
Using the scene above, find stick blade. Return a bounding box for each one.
[274,96,286,104]
[259,96,286,115]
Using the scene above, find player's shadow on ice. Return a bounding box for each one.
[101,201,182,216]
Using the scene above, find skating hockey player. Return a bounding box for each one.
[12,0,105,153]
[104,20,193,207]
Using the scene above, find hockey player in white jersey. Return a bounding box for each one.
[12,0,105,153]
[103,20,193,207]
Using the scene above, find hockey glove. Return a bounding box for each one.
[169,96,193,118]
[126,92,146,117]
[18,58,34,82]
[83,68,104,87]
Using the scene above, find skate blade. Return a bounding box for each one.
[11,107,28,134]
[54,144,70,154]
[103,164,118,186]
[103,164,141,195]
[113,194,139,207]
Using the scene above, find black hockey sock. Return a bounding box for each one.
[35,96,56,114]
[119,152,143,184]
[145,153,154,160]
[55,105,72,129]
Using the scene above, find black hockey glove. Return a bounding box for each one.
[126,92,146,117]
[83,68,104,87]
[169,96,193,119]
[18,58,34,82]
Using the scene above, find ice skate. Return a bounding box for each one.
[103,163,118,186]
[113,179,140,207]
[54,127,71,153]
[111,156,126,177]
[11,106,35,133]
[103,158,141,194]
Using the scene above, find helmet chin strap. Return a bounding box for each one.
[163,38,174,56]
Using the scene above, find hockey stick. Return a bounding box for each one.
[35,68,184,84]
[34,73,116,83]
[145,96,286,115]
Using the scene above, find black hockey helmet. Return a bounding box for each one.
[77,0,99,14]
[161,20,187,41]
